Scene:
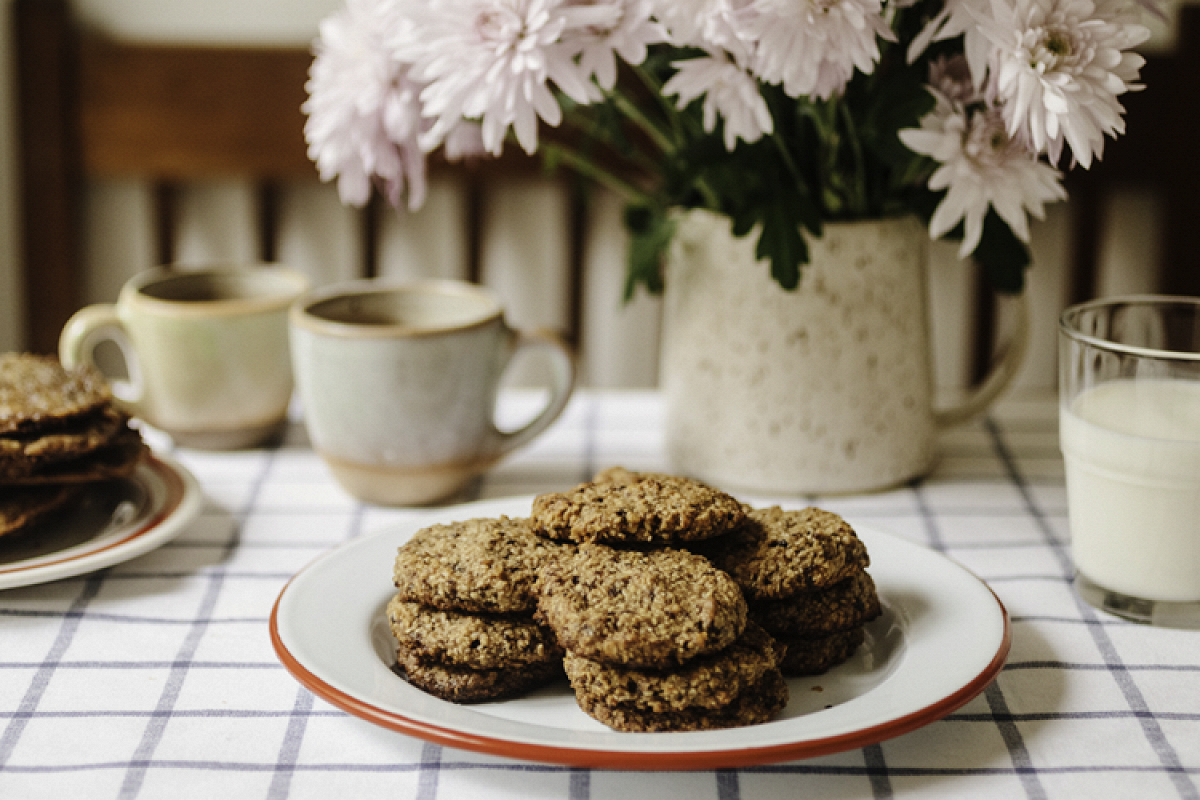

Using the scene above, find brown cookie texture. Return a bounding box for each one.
[537,543,747,668]
[392,516,568,615]
[386,595,562,671]
[750,570,881,638]
[0,407,131,479]
[697,506,869,600]
[0,484,82,537]
[776,626,866,677]
[564,622,783,713]
[575,669,789,732]
[1,428,147,485]
[530,470,745,545]
[394,645,564,703]
[0,354,111,435]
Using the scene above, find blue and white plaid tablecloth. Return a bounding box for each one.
[1,390,1197,799]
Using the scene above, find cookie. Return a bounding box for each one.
[386,595,562,671]
[0,354,111,435]
[392,516,567,615]
[531,470,745,545]
[749,570,881,638]
[394,644,564,703]
[0,407,131,479]
[1,427,146,485]
[537,543,746,668]
[776,626,866,676]
[0,484,81,538]
[697,506,869,600]
[564,622,783,713]
[575,669,789,732]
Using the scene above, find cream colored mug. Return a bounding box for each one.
[289,279,576,506]
[59,264,310,450]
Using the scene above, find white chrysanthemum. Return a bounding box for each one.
[899,92,1066,256]
[732,0,894,100]
[303,0,428,209]
[974,0,1150,167]
[569,0,667,90]
[650,0,733,46]
[662,50,773,149]
[393,0,597,156]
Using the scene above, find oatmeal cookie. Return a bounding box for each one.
[776,626,866,677]
[564,622,783,713]
[392,516,568,614]
[386,596,562,671]
[0,354,111,435]
[575,669,789,732]
[531,470,745,545]
[698,506,869,600]
[1,427,146,485]
[394,644,564,703]
[0,484,81,537]
[749,570,881,638]
[537,543,746,668]
[0,407,131,479]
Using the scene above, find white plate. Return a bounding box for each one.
[270,497,1010,769]
[0,454,203,590]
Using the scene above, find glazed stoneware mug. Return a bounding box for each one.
[289,279,576,506]
[59,264,310,450]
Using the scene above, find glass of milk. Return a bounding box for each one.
[1060,296,1200,627]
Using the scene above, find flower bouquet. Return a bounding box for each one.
[302,0,1160,295]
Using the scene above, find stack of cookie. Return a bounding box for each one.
[529,470,789,731]
[697,505,881,676]
[388,516,570,702]
[1,353,146,539]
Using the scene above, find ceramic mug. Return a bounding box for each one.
[59,264,310,450]
[289,279,576,506]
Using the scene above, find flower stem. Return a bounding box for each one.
[611,91,676,156]
[540,142,654,206]
[837,99,867,215]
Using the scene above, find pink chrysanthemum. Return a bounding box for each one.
[393,0,597,156]
[900,92,1066,256]
[733,0,895,100]
[663,50,774,150]
[570,0,668,90]
[974,0,1150,167]
[303,0,429,210]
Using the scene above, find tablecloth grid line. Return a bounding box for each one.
[417,741,442,800]
[568,766,589,800]
[716,767,741,799]
[983,682,1046,800]
[117,444,279,800]
[986,417,1200,800]
[269,501,369,798]
[861,743,893,799]
[0,571,105,772]
[265,688,313,800]
[3,759,1200,779]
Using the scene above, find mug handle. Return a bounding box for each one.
[933,290,1031,429]
[59,304,144,414]
[495,327,577,455]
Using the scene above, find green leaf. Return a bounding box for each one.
[623,205,676,298]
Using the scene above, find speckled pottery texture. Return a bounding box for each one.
[661,210,935,494]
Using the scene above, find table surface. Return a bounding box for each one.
[1,390,1197,800]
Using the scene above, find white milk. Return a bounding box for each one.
[1061,379,1200,602]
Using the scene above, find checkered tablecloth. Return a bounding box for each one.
[2,390,1198,799]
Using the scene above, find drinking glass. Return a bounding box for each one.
[1059,295,1200,627]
